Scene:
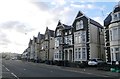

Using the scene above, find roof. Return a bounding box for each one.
[57,20,62,26]
[113,5,120,13]
[63,24,72,29]
[29,39,32,44]
[38,32,45,40]
[56,20,72,30]
[33,37,37,42]
[72,11,103,29]
[75,11,84,19]
[104,13,112,26]
[90,19,103,29]
[48,29,54,37]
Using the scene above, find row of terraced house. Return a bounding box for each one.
[22,3,120,65]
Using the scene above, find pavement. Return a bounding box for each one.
[2,59,120,79]
[28,61,120,78]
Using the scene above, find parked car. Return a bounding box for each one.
[88,58,105,66]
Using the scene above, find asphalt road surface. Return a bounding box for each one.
[2,60,119,79]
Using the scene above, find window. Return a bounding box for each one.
[56,29,61,36]
[115,47,119,52]
[59,37,62,44]
[59,51,62,59]
[110,30,112,41]
[119,28,120,39]
[68,36,72,45]
[57,53,58,58]
[75,36,78,44]
[113,28,118,40]
[78,31,86,43]
[111,53,114,61]
[55,38,59,47]
[113,14,118,21]
[115,53,120,61]
[45,34,48,39]
[54,54,56,58]
[78,33,81,43]
[75,49,77,59]
[111,48,113,52]
[80,20,83,29]
[69,30,71,34]
[64,36,67,44]
[78,48,81,59]
[76,20,84,30]
[82,35,85,42]
[65,36,72,45]
[65,32,67,35]
[76,21,80,30]
[82,48,86,59]
[119,13,120,19]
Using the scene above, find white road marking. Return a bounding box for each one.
[3,65,19,79]
[5,67,10,71]
[2,65,10,71]
[24,69,26,70]
[11,73,19,79]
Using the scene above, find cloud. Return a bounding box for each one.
[32,2,50,11]
[70,3,95,9]
[70,3,105,10]
[0,21,34,34]
[0,32,11,46]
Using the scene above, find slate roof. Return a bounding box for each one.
[72,11,103,29]
[29,39,32,44]
[104,13,112,26]
[38,32,45,40]
[63,24,72,29]
[48,29,54,37]
[34,37,37,42]
[57,20,72,30]
[113,5,120,13]
[90,19,103,29]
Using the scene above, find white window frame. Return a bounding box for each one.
[56,29,61,36]
[76,20,84,30]
[82,48,86,59]
[78,48,81,59]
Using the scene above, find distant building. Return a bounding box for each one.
[29,37,37,62]
[40,38,46,62]
[34,32,44,62]
[44,27,54,62]
[104,3,120,63]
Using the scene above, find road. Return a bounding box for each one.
[2,60,119,79]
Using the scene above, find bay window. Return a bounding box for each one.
[109,27,120,41]
[113,28,118,40]
[74,47,86,60]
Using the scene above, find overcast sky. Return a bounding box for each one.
[0,0,119,54]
